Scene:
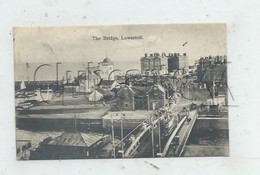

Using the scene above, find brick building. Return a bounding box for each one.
[140,53,168,76]
[112,85,135,111]
[147,84,167,110]
[168,53,188,73]
[110,84,167,111]
[197,55,227,83]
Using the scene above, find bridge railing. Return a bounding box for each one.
[124,125,151,158]
[161,116,187,157]
[177,110,198,157]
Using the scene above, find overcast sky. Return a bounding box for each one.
[14,24,227,81]
[14,24,227,64]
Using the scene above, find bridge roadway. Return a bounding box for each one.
[164,110,198,157]
[123,97,194,158]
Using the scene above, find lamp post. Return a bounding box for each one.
[120,115,125,158]
[111,115,116,158]
[158,117,162,154]
[150,115,155,158]
[56,62,62,91]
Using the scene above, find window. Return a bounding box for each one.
[143,61,149,66]
[125,103,128,107]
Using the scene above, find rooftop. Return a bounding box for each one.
[47,132,108,147]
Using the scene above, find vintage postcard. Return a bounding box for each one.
[14,24,228,160]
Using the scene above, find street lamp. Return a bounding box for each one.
[120,115,125,158]
[111,115,116,158]
[56,62,62,91]
[158,117,162,154]
[150,115,155,158]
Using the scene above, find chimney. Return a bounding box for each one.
[183,53,186,56]
[145,53,147,57]
[150,54,153,57]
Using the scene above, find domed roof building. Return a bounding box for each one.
[103,57,112,63]
[97,57,114,80]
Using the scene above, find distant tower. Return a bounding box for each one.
[97,57,114,80]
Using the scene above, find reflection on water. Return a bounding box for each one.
[183,129,229,157]
[187,129,229,146]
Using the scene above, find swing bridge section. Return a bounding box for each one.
[113,109,198,158]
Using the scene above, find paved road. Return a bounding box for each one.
[166,110,198,157]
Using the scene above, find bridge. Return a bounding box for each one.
[120,99,198,158]
[163,110,198,157]
[112,91,228,158]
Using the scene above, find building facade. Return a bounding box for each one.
[147,84,167,110]
[168,53,188,73]
[140,53,168,76]
[115,85,135,111]
[96,58,114,80]
[197,55,227,83]
[111,84,167,111]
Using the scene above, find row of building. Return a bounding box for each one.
[140,52,188,75]
[197,55,227,83]
[110,84,169,111]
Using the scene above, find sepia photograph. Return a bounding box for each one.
[14,24,229,160]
